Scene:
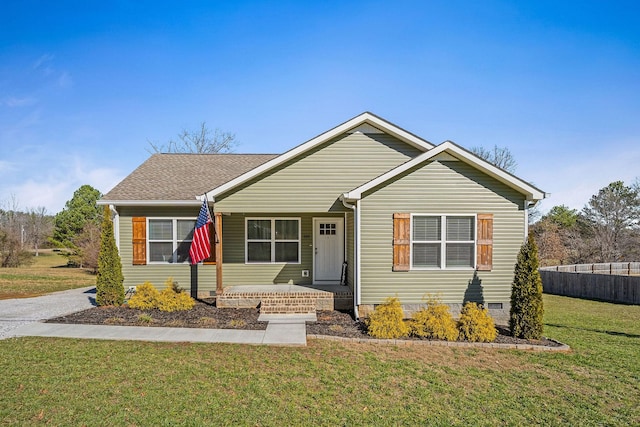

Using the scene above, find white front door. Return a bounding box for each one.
[313,218,344,284]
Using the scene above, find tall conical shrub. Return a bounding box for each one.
[96,205,124,306]
[509,232,544,339]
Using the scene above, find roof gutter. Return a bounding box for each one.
[97,200,203,206]
[340,194,360,320]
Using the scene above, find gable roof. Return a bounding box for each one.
[100,153,277,205]
[342,140,547,203]
[204,112,434,201]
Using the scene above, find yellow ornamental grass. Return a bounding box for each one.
[366,297,410,339]
[458,302,497,342]
[127,282,160,310]
[409,297,459,341]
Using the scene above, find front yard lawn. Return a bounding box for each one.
[0,250,94,299]
[1,294,638,426]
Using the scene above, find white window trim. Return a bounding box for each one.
[147,217,196,264]
[245,217,301,264]
[410,214,477,270]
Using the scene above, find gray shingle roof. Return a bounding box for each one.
[102,153,278,201]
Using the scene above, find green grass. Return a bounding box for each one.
[1,295,638,426]
[0,250,94,299]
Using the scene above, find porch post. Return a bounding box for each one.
[215,212,224,295]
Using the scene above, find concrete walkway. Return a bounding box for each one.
[11,320,310,346]
[0,286,96,339]
[2,287,315,346]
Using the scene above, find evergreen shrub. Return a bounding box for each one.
[409,296,458,341]
[458,302,497,342]
[366,297,409,339]
[127,278,195,312]
[96,205,124,306]
[127,282,160,310]
[510,233,544,339]
[157,278,195,312]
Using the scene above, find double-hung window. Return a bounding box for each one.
[246,218,300,263]
[148,218,195,263]
[412,215,475,269]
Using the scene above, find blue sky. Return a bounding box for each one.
[1,1,639,214]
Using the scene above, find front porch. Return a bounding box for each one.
[215,284,353,314]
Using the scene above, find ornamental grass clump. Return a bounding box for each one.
[409,296,458,341]
[457,302,497,342]
[366,297,410,339]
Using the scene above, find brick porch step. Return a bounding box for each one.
[259,295,317,315]
[215,285,353,311]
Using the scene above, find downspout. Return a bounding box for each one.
[524,200,531,240]
[341,196,360,320]
[109,204,120,252]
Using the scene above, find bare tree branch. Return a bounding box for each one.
[470,145,517,173]
[147,122,237,154]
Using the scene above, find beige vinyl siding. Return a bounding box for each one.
[215,132,422,213]
[118,207,216,291]
[359,160,526,305]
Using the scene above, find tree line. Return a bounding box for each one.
[532,180,640,266]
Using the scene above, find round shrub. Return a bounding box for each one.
[157,287,196,312]
[127,282,160,310]
[366,297,410,339]
[409,297,458,341]
[458,302,497,342]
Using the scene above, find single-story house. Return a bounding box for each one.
[99,112,545,318]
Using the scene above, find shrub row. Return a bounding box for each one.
[127,278,195,312]
[366,297,497,342]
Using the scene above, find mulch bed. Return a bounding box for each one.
[47,299,562,347]
[47,299,266,330]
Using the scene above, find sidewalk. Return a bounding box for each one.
[9,312,315,346]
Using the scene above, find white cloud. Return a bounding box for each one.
[32,53,55,75]
[2,96,38,107]
[57,71,73,89]
[1,155,126,214]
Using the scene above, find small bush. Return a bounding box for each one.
[157,278,195,312]
[409,297,458,341]
[127,278,195,312]
[458,302,497,342]
[127,282,160,310]
[157,289,196,312]
[366,297,410,339]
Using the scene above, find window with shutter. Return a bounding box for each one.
[393,213,410,271]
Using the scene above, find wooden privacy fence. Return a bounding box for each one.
[539,263,640,305]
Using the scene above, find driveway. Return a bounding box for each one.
[0,286,96,340]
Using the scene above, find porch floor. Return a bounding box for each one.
[216,284,353,312]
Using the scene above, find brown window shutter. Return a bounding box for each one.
[393,213,411,271]
[132,217,147,265]
[477,214,493,271]
[203,221,216,264]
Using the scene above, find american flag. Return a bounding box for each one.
[189,199,213,264]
